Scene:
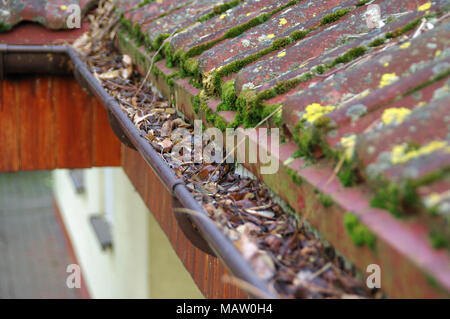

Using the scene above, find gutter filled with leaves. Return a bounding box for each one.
[0,0,380,299]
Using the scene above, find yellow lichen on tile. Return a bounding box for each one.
[267,34,275,39]
[417,101,426,107]
[246,12,253,16]
[302,103,336,123]
[60,4,67,10]
[384,62,389,67]
[340,134,357,160]
[425,191,450,209]
[399,41,411,49]
[436,50,442,57]
[279,18,288,25]
[220,13,227,19]
[391,140,450,164]
[299,61,309,68]
[381,107,411,125]
[379,73,399,88]
[424,193,442,208]
[277,51,286,58]
[360,89,371,98]
[418,2,432,11]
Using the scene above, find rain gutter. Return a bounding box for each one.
[0,44,277,299]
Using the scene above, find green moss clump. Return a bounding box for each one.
[190,77,203,89]
[235,90,282,128]
[272,108,283,127]
[293,149,303,158]
[429,231,449,249]
[314,65,326,75]
[370,181,420,218]
[0,22,12,32]
[273,72,313,95]
[327,46,367,69]
[120,16,132,31]
[137,0,154,8]
[151,33,170,51]
[385,18,421,39]
[292,123,322,159]
[184,58,199,77]
[425,273,439,289]
[320,9,351,26]
[337,164,357,187]
[198,0,243,22]
[356,0,371,6]
[197,98,229,131]
[343,213,376,250]
[273,37,292,49]
[131,22,142,39]
[370,184,403,218]
[217,74,313,128]
[143,33,152,50]
[405,69,450,96]
[287,168,303,185]
[290,29,309,41]
[193,95,202,114]
[369,38,385,47]
[318,194,333,207]
[214,115,227,131]
[221,80,237,110]
[313,116,331,128]
[236,89,257,113]
[165,71,179,87]
[228,13,270,38]
[203,103,216,124]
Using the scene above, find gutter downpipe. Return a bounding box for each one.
[0,44,277,299]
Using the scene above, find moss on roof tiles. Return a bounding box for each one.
[115,0,450,240]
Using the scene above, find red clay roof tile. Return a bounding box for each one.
[0,0,95,30]
[4,0,450,297]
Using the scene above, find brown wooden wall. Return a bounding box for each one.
[0,76,121,171]
[0,74,244,298]
[122,146,248,299]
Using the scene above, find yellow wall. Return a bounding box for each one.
[53,167,203,299]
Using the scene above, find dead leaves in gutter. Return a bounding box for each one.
[73,0,379,299]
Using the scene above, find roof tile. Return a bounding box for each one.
[170,0,278,55]
[140,0,230,47]
[235,0,438,95]
[198,0,359,74]
[282,19,450,130]
[0,0,94,30]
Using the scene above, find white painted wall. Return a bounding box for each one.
[53,167,203,299]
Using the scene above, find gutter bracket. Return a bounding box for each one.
[106,107,138,150]
[0,43,277,298]
[172,196,217,257]
[0,44,5,80]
